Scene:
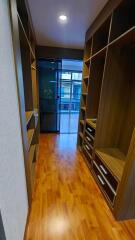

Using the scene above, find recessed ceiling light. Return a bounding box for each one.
[59,14,67,23]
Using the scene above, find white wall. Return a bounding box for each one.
[0,1,28,240]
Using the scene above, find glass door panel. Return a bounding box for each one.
[39,59,61,132]
[60,70,82,133]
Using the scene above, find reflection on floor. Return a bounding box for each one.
[60,113,79,133]
[26,134,135,240]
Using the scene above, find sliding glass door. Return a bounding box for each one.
[60,70,82,133]
[39,59,61,132]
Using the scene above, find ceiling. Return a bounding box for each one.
[27,0,108,49]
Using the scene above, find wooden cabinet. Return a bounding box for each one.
[78,0,135,220]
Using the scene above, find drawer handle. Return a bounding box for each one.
[97,175,105,186]
[87,127,92,133]
[86,136,91,142]
[85,145,90,151]
[100,165,108,175]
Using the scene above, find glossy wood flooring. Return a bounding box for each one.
[26,134,135,240]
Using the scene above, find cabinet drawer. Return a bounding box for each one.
[86,123,95,137]
[94,154,118,191]
[83,146,92,164]
[85,131,94,146]
[83,141,93,157]
[93,163,115,204]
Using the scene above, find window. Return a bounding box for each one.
[72,72,82,81]
[61,72,71,80]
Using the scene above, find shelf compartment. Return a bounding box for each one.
[27,129,35,150]
[17,13,35,60]
[82,92,87,96]
[83,76,89,81]
[26,111,33,125]
[109,26,135,48]
[18,20,34,112]
[91,46,107,60]
[86,52,106,120]
[86,118,97,130]
[110,0,135,42]
[81,107,86,112]
[92,16,111,54]
[95,42,135,158]
[95,148,126,181]
[84,38,92,61]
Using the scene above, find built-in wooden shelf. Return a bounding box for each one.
[26,111,33,126]
[85,58,90,65]
[109,26,135,48]
[88,27,135,61]
[28,144,36,169]
[17,12,35,60]
[78,0,135,220]
[84,76,89,81]
[91,46,107,60]
[95,148,126,181]
[81,107,86,111]
[80,120,84,125]
[79,132,83,138]
[82,92,87,96]
[86,118,97,130]
[27,129,34,150]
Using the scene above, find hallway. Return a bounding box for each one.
[26,134,135,240]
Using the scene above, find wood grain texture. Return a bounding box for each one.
[115,128,135,219]
[25,134,135,240]
[96,148,125,181]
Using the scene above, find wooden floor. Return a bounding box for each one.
[26,134,135,240]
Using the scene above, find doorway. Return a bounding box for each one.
[60,60,83,133]
[38,59,83,134]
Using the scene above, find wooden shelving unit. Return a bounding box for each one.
[26,111,33,125]
[92,16,111,54]
[86,119,97,130]
[95,148,126,181]
[10,0,40,206]
[83,76,89,81]
[27,129,35,150]
[78,0,135,220]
